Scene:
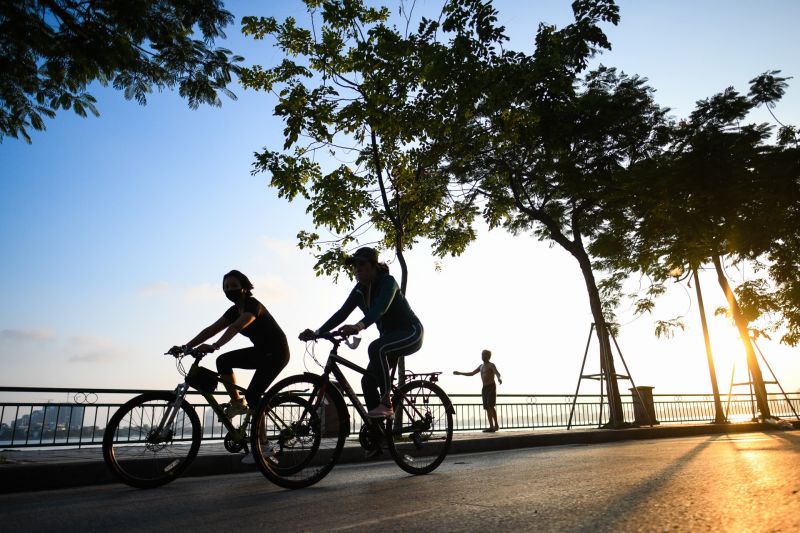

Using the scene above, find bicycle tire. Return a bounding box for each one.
[103,391,201,488]
[251,374,349,489]
[386,379,454,475]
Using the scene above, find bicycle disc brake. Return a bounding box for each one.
[145,429,172,452]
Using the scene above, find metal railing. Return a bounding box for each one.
[1,387,798,448]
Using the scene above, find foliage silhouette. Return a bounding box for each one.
[0,0,243,143]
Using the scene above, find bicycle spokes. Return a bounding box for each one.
[102,392,202,488]
[251,374,348,489]
[387,380,453,475]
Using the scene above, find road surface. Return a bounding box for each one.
[2,431,798,532]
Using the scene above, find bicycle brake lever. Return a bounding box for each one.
[345,336,361,349]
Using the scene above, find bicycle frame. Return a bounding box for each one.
[251,334,455,488]
[309,338,439,434]
[323,352,374,422]
[155,357,252,440]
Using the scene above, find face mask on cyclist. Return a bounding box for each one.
[224,288,245,303]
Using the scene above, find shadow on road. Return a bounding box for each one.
[768,430,800,447]
[591,435,722,530]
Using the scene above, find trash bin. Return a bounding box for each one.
[629,386,659,426]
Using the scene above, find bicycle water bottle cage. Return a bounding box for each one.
[186,366,219,394]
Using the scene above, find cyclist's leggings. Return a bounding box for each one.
[362,324,424,410]
[216,344,289,409]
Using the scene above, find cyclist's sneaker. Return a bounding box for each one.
[366,404,394,418]
[222,400,248,418]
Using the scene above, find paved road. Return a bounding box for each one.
[2,431,798,532]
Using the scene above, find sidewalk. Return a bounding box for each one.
[1,421,796,493]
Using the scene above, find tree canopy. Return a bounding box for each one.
[0,0,243,143]
[240,0,478,292]
[242,0,798,423]
[592,72,799,419]
[410,0,673,426]
[605,72,800,345]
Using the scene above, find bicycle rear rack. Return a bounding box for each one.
[404,371,441,383]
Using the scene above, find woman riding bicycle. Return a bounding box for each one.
[172,270,290,418]
[300,247,423,418]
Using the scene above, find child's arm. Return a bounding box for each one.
[493,363,502,384]
[453,366,481,376]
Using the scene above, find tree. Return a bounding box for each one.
[607,74,800,420]
[240,0,477,293]
[419,0,668,427]
[739,72,800,346]
[0,0,243,143]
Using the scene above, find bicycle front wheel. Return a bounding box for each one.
[251,374,349,489]
[102,391,201,488]
[387,380,454,475]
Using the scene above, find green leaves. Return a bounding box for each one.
[597,67,800,344]
[308,165,372,233]
[1,0,243,143]
[241,16,280,40]
[244,0,799,346]
[441,0,507,49]
[689,87,752,129]
[748,70,791,109]
[654,318,685,339]
[245,0,484,288]
[251,150,321,201]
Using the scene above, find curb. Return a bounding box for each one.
[0,422,791,493]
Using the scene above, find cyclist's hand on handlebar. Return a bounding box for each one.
[337,324,361,336]
[194,343,217,356]
[299,329,317,342]
[167,345,184,357]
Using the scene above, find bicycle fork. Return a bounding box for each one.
[154,382,190,440]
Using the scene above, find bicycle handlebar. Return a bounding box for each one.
[164,346,204,359]
[317,332,349,342]
[306,331,361,349]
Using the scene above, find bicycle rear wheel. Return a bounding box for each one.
[103,391,201,488]
[387,380,454,475]
[251,374,349,489]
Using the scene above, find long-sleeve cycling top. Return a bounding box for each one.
[317,273,421,334]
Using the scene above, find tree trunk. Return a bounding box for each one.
[396,243,408,387]
[692,267,727,423]
[369,126,408,386]
[574,249,625,428]
[504,180,625,426]
[710,255,771,419]
[396,244,409,295]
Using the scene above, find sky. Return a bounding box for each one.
[1,0,799,404]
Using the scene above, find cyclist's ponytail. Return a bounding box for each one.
[377,262,390,275]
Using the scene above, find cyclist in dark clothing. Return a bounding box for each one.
[300,247,423,419]
[172,270,290,417]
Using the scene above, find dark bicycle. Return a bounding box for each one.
[250,332,455,489]
[102,348,257,488]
